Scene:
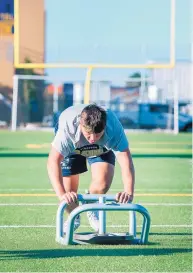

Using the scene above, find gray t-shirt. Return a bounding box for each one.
[52,104,129,158]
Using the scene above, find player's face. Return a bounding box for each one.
[81,126,104,144]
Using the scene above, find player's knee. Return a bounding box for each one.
[90,178,112,193]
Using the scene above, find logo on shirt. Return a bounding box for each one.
[60,158,71,169]
[74,144,108,158]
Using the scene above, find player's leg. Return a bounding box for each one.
[88,150,115,193]
[61,154,87,214]
[62,174,79,214]
[87,151,115,231]
[61,154,88,231]
[89,162,114,194]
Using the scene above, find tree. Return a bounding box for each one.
[126,72,142,88]
[126,71,149,88]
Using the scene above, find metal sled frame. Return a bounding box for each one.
[56,194,151,245]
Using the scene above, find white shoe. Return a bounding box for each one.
[63,215,80,234]
[87,211,99,232]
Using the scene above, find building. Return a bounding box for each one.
[0,0,45,123]
[151,62,193,102]
[0,0,45,96]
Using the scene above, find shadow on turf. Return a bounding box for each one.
[0,248,192,260]
[0,153,191,158]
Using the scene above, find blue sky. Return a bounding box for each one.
[45,0,191,83]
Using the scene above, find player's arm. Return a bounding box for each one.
[47,123,78,203]
[108,110,135,203]
[116,148,135,203]
[47,146,65,200]
[47,146,78,204]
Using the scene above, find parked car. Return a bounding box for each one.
[114,102,192,132]
[138,103,192,132]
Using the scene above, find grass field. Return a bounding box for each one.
[0,130,192,272]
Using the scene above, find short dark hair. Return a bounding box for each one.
[80,104,107,133]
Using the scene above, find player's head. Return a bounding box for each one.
[80,104,106,144]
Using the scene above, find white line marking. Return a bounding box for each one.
[121,189,192,192]
[0,203,57,206]
[136,203,193,206]
[1,193,192,197]
[0,189,54,192]
[0,203,192,206]
[0,188,191,192]
[0,225,192,228]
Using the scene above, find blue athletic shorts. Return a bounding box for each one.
[61,151,115,177]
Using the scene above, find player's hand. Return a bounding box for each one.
[115,192,133,203]
[59,192,78,204]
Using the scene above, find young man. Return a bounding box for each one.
[47,104,135,232]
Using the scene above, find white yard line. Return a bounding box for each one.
[0,203,57,206]
[0,203,192,206]
[1,189,193,192]
[0,188,191,192]
[0,189,54,192]
[111,189,192,192]
[0,224,192,228]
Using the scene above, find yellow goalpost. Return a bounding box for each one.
[13,0,176,104]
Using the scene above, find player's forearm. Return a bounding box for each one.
[116,149,135,195]
[47,158,65,200]
[121,164,135,195]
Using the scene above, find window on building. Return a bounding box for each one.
[6,3,11,13]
